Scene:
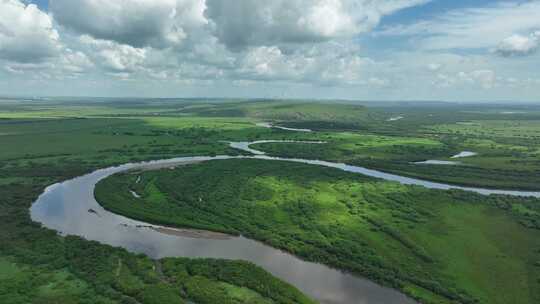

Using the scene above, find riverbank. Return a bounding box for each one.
[32,156,417,304]
[95,158,540,304]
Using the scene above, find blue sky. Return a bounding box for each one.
[29,0,48,9]
[383,0,492,23]
[1,0,539,101]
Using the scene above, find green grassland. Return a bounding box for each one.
[161,100,540,190]
[251,132,447,164]
[0,101,320,304]
[3,98,540,304]
[234,104,540,190]
[250,137,540,190]
[95,158,540,304]
[0,256,107,304]
[182,101,540,190]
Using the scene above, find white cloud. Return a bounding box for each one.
[240,46,289,78]
[496,32,540,57]
[235,43,377,85]
[462,70,496,89]
[0,0,60,62]
[40,0,430,86]
[60,49,94,73]
[4,62,54,74]
[206,0,429,49]
[427,63,442,71]
[47,0,431,52]
[79,35,147,73]
[100,47,146,73]
[432,69,497,89]
[317,51,375,85]
[1,0,538,101]
[50,0,207,49]
[365,77,389,87]
[432,73,455,88]
[379,1,540,51]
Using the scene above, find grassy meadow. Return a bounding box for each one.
[96,158,540,304]
[2,98,540,304]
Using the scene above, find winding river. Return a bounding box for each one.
[30,141,540,304]
[256,122,313,132]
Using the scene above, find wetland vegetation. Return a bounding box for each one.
[3,98,540,304]
[96,158,540,304]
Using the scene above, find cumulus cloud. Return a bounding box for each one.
[461,70,496,89]
[495,32,540,57]
[235,43,377,85]
[239,46,294,79]
[205,0,354,49]
[427,63,442,71]
[206,0,430,50]
[79,35,147,73]
[432,69,497,89]
[0,0,60,62]
[4,61,54,74]
[49,0,429,51]
[50,0,207,49]
[60,49,94,73]
[4,0,537,101]
[41,0,431,85]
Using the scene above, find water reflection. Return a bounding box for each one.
[31,156,417,304]
[414,160,460,165]
[256,122,313,132]
[231,141,539,197]
[451,151,478,158]
[31,144,540,304]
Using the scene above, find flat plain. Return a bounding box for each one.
[2,98,540,304]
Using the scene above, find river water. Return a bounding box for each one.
[30,141,540,304]
[256,122,313,132]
